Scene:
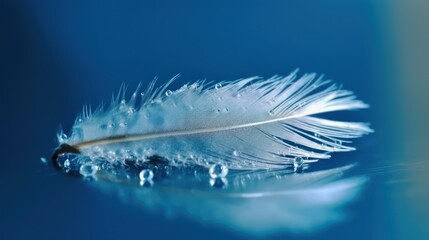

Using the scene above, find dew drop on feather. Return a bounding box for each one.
[232,150,240,156]
[79,162,99,177]
[209,164,229,178]
[139,169,154,181]
[59,133,68,143]
[215,83,222,89]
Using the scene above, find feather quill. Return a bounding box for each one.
[54,71,372,170]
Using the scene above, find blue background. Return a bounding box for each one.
[1,1,428,239]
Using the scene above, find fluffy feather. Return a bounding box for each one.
[56,71,372,170]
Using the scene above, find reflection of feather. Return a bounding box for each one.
[93,164,367,235]
[54,71,372,170]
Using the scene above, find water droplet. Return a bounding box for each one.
[165,90,172,96]
[336,140,342,145]
[269,110,275,116]
[139,169,154,181]
[56,153,82,172]
[314,133,320,138]
[293,156,304,168]
[40,157,47,163]
[79,162,99,177]
[232,150,240,156]
[64,159,71,168]
[209,164,229,178]
[58,133,68,143]
[209,177,228,188]
[127,107,135,114]
[215,83,222,89]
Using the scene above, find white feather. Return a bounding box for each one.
[58,71,372,170]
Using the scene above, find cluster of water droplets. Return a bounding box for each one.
[53,145,315,189]
[55,153,100,179]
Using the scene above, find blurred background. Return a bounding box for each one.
[1,0,428,239]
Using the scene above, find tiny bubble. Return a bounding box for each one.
[215,83,222,89]
[165,90,172,96]
[59,133,68,143]
[314,133,320,138]
[269,110,275,116]
[127,107,135,114]
[40,157,47,163]
[56,153,80,171]
[79,163,99,177]
[190,83,198,89]
[232,150,240,156]
[209,163,229,178]
[139,169,154,181]
[64,159,71,169]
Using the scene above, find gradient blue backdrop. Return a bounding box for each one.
[2,1,424,239]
